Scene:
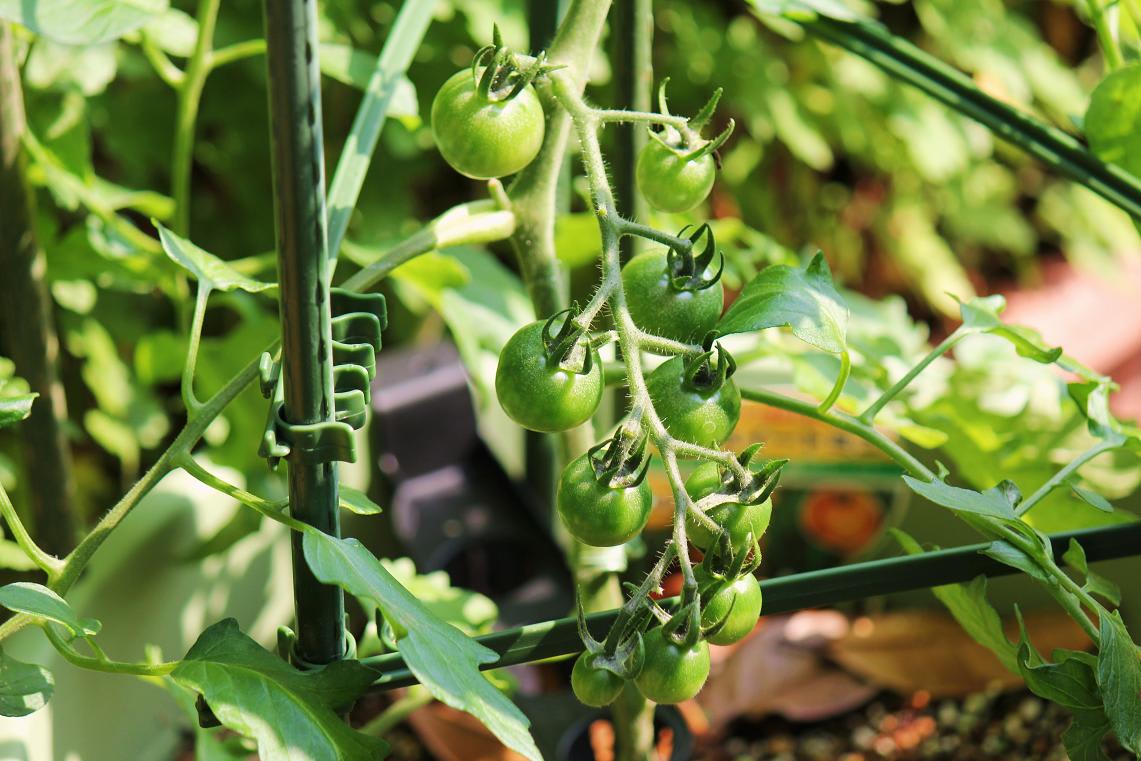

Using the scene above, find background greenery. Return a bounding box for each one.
[1,0,1139,757]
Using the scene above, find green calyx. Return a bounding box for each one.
[542,305,595,375]
[682,342,736,395]
[588,425,651,490]
[731,443,788,507]
[665,223,724,293]
[471,24,560,103]
[649,78,736,163]
[575,592,646,680]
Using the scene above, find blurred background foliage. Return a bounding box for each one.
[4,0,1138,538]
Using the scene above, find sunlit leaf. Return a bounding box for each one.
[1084,65,1141,179]
[0,583,101,637]
[1097,611,1141,755]
[958,295,1062,364]
[901,476,1018,522]
[339,486,382,516]
[0,0,167,45]
[718,252,848,353]
[302,531,541,761]
[156,224,275,293]
[171,619,386,760]
[0,648,53,717]
[0,394,36,430]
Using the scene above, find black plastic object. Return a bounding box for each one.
[370,342,573,627]
[556,704,693,761]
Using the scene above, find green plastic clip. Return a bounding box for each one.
[257,290,386,467]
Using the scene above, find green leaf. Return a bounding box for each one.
[1097,611,1141,755]
[901,475,1018,522]
[717,252,849,354]
[156,224,275,293]
[982,539,1053,586]
[0,647,53,717]
[893,529,1018,671]
[747,0,861,22]
[171,619,387,760]
[1068,480,1114,513]
[318,43,419,124]
[1085,65,1141,179]
[0,583,101,637]
[1017,640,1101,710]
[958,295,1062,364]
[1067,381,1128,444]
[302,531,541,761]
[139,7,197,57]
[0,0,167,45]
[0,394,36,430]
[0,540,39,572]
[1063,539,1122,606]
[339,486,382,516]
[1063,708,1112,761]
[327,0,435,261]
[25,40,117,96]
[382,558,498,636]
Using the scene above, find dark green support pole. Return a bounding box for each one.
[611,0,652,265]
[262,0,345,664]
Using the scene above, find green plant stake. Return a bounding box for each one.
[262,0,345,665]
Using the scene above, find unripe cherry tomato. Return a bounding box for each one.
[634,626,710,704]
[431,69,545,180]
[646,356,740,447]
[622,250,723,343]
[636,138,716,213]
[571,652,625,707]
[557,452,653,547]
[700,572,763,646]
[495,321,603,433]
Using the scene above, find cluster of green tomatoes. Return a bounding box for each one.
[432,39,774,707]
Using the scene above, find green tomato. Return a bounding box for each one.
[684,462,772,551]
[571,652,625,707]
[430,69,545,180]
[634,626,711,704]
[557,452,653,547]
[495,321,602,433]
[700,573,763,646]
[621,251,723,343]
[636,138,716,213]
[646,356,740,447]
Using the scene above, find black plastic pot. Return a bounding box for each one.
[556,704,694,761]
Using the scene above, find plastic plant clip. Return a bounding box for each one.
[258,288,387,467]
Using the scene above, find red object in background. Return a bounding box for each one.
[1002,257,1141,419]
[800,490,884,555]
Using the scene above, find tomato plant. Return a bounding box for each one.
[0,0,1139,759]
